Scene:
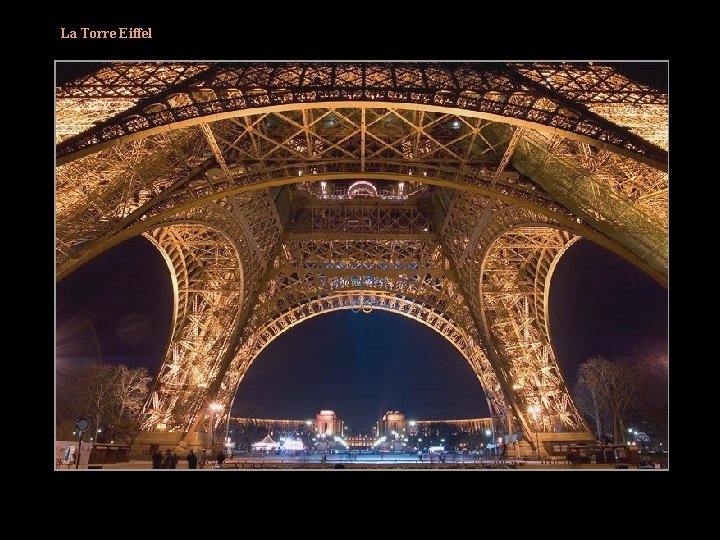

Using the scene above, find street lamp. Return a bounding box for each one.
[528,405,541,459]
[209,402,223,454]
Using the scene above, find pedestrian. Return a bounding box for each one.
[217,451,225,466]
[169,451,178,469]
[187,449,198,469]
[162,449,172,469]
[152,449,163,469]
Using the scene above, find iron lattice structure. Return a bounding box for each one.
[56,62,668,451]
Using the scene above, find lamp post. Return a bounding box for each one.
[209,403,223,454]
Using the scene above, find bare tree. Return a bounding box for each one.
[112,365,151,442]
[74,364,118,442]
[575,359,605,440]
[66,363,151,444]
[115,366,150,418]
[605,361,641,443]
[574,357,641,443]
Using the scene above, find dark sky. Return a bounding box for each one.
[56,236,668,432]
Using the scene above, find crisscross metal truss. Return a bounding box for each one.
[56,105,667,284]
[55,62,668,445]
[139,194,280,432]
[442,193,588,441]
[56,62,666,166]
[211,235,509,430]
[56,63,212,140]
[481,227,583,433]
[141,223,244,431]
[290,198,432,235]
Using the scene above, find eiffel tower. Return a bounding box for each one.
[56,62,667,457]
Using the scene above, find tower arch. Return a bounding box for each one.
[55,62,667,456]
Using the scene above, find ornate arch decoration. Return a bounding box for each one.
[214,289,509,433]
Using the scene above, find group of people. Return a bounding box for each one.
[152,449,179,469]
[151,448,227,469]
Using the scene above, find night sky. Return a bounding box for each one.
[55,62,668,433]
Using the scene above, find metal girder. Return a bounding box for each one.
[141,221,244,432]
[56,62,213,141]
[56,99,666,284]
[56,63,667,167]
[290,199,432,235]
[137,192,281,433]
[219,289,509,432]
[512,63,666,105]
[440,193,590,445]
[481,227,586,435]
[55,62,668,445]
[54,107,572,279]
[505,127,668,283]
[201,229,509,428]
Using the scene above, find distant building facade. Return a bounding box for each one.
[345,435,374,449]
[377,411,408,437]
[313,410,344,436]
[414,418,493,436]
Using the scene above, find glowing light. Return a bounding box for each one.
[283,439,305,451]
[348,180,377,198]
[628,428,633,433]
[209,403,223,412]
[409,420,416,426]
[485,430,491,437]
[305,420,312,426]
[451,119,461,129]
